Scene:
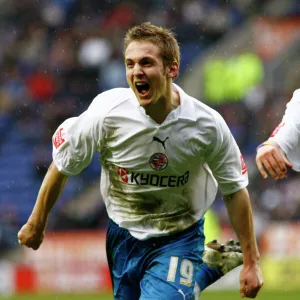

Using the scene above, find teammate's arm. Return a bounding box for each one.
[18,162,68,250]
[223,188,263,298]
[256,89,300,180]
[256,141,292,180]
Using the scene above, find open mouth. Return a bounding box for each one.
[135,82,150,97]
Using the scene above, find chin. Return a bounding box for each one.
[135,92,153,105]
[139,98,153,106]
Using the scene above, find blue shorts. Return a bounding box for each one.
[106,219,206,300]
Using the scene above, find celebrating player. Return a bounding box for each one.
[256,89,300,180]
[18,23,263,299]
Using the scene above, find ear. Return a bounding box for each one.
[167,61,179,79]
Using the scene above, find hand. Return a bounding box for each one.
[256,144,292,180]
[17,223,45,250]
[240,263,263,298]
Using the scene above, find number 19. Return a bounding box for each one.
[167,256,194,287]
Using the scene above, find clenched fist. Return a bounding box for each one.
[17,223,45,250]
[240,263,264,298]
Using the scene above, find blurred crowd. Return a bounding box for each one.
[0,0,262,173]
[0,0,299,252]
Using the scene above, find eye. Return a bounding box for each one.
[126,63,134,68]
[140,58,152,66]
[142,61,151,66]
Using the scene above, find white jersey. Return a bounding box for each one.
[52,84,248,240]
[269,89,300,171]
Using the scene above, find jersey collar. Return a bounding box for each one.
[129,84,197,123]
[172,83,196,122]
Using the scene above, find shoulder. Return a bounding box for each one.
[181,94,230,147]
[287,89,300,107]
[292,88,300,100]
[286,88,300,106]
[87,88,132,116]
[189,95,226,130]
[175,83,228,134]
[284,88,300,122]
[176,84,220,122]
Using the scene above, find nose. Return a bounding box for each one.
[132,64,143,76]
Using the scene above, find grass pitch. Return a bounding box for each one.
[201,290,300,300]
[0,290,299,300]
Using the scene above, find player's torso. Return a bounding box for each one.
[99,100,212,237]
[102,110,199,185]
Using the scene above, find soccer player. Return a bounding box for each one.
[256,89,299,180]
[18,23,263,299]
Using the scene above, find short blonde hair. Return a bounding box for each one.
[124,22,180,70]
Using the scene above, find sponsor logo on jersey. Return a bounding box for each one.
[152,136,169,149]
[240,155,247,175]
[131,171,189,187]
[53,128,65,149]
[118,167,129,183]
[270,121,285,137]
[117,167,190,187]
[149,153,168,171]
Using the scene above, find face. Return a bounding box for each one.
[125,41,177,107]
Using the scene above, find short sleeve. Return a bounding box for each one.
[52,109,102,176]
[205,112,248,195]
[269,89,300,171]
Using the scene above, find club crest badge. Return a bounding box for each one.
[149,153,168,171]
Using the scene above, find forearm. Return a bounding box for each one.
[223,188,260,265]
[28,161,68,229]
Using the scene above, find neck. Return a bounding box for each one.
[144,85,180,124]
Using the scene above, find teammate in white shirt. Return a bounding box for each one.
[256,89,300,180]
[18,23,263,299]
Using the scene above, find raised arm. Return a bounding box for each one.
[18,162,68,250]
[223,188,263,298]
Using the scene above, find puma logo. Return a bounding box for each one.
[153,136,169,149]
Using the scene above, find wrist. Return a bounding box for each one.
[27,217,47,232]
[243,253,260,265]
[256,140,277,151]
